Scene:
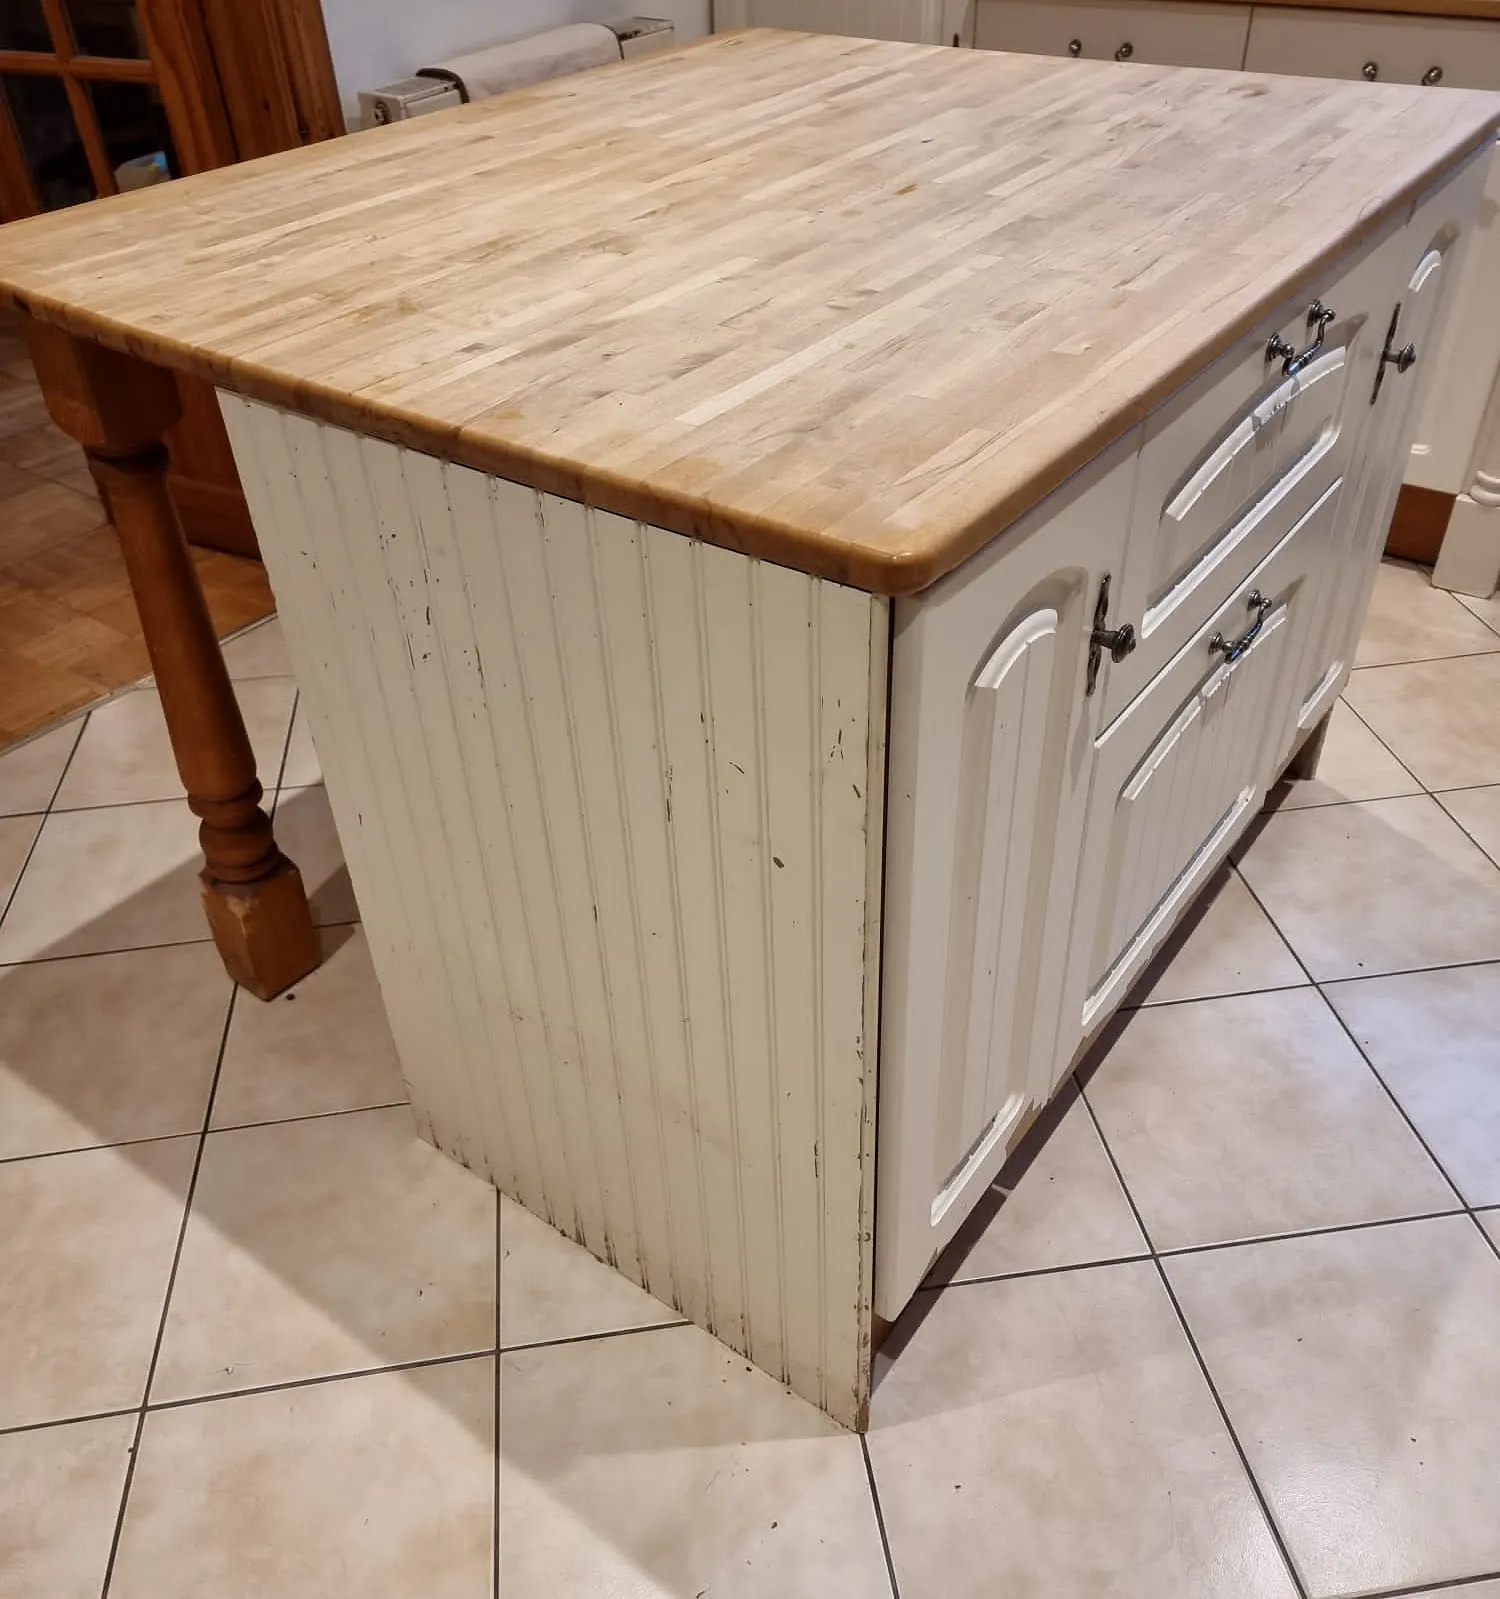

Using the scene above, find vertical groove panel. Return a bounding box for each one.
[222,397,885,1427]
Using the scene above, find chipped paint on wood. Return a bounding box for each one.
[221,394,889,1427]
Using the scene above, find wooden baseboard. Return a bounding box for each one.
[169,473,262,558]
[1385,484,1455,565]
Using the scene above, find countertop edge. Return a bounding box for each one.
[5,119,1498,598]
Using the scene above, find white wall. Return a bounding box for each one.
[323,0,712,108]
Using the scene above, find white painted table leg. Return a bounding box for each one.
[1434,361,1500,600]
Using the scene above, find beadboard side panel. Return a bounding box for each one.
[220,395,889,1427]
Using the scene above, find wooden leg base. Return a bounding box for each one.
[1286,707,1334,782]
[200,858,321,999]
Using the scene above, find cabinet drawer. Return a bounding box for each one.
[1244,7,1500,90]
[1099,214,1401,723]
[1073,482,1335,1035]
[974,0,1250,67]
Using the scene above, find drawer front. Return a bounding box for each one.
[1071,482,1335,1038]
[1244,7,1500,89]
[975,0,1251,67]
[1099,212,1402,722]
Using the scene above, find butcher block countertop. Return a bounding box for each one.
[2,32,1497,593]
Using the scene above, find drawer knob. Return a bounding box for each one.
[1067,37,1082,55]
[1209,590,1273,666]
[1114,40,1134,60]
[1267,300,1335,378]
[1086,572,1137,696]
[1422,65,1444,85]
[1362,60,1379,81]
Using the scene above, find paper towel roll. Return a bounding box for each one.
[420,23,622,102]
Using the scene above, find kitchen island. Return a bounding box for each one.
[1,29,1495,1427]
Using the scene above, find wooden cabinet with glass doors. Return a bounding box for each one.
[0,0,343,553]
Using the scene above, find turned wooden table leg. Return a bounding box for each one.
[23,316,320,999]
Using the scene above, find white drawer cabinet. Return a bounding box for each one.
[873,148,1485,1315]
[1244,6,1500,86]
[974,0,1251,65]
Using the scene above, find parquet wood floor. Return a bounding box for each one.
[0,311,274,748]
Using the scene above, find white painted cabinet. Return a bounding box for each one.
[974,0,1251,65]
[713,0,971,43]
[1243,6,1500,85]
[874,148,1486,1314]
[224,143,1489,1425]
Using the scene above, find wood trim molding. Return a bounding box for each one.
[1385,484,1456,564]
[197,0,343,159]
[139,0,238,172]
[0,51,156,80]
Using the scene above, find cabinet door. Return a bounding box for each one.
[1060,484,1334,1051]
[875,438,1133,1316]
[1244,8,1500,89]
[975,0,1251,68]
[713,0,969,44]
[1296,149,1489,734]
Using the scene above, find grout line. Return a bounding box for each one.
[1075,1085,1311,1599]
[498,1319,690,1356]
[493,1189,502,1599]
[99,981,238,1599]
[1314,981,1471,1212]
[0,1404,139,1441]
[1347,646,1500,673]
[0,920,359,973]
[1120,978,1311,1014]
[144,1347,495,1415]
[1317,951,1500,988]
[6,1321,705,1448]
[0,711,89,937]
[1367,1570,1500,1598]
[859,1432,903,1599]
[1232,868,1473,1216]
[207,1099,411,1138]
[1337,696,1422,788]
[920,1251,1155,1294]
[1158,1208,1469,1261]
[269,692,299,817]
[0,1129,201,1169]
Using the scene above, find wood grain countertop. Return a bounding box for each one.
[1,32,1497,593]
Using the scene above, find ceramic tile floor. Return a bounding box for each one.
[3,563,1500,1599]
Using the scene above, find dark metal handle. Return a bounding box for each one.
[1067,36,1082,55]
[1209,590,1272,665]
[1267,300,1335,377]
[1086,572,1137,696]
[1362,60,1379,81]
[1421,64,1443,85]
[1372,302,1417,403]
[1114,40,1133,59]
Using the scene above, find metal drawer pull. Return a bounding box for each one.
[1266,300,1335,377]
[1114,40,1134,59]
[1067,37,1082,55]
[1362,60,1379,81]
[1086,572,1137,696]
[1209,590,1272,665]
[1422,65,1444,85]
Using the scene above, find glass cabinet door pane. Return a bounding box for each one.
[0,75,96,210]
[0,0,54,54]
[64,0,149,59]
[87,80,178,185]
